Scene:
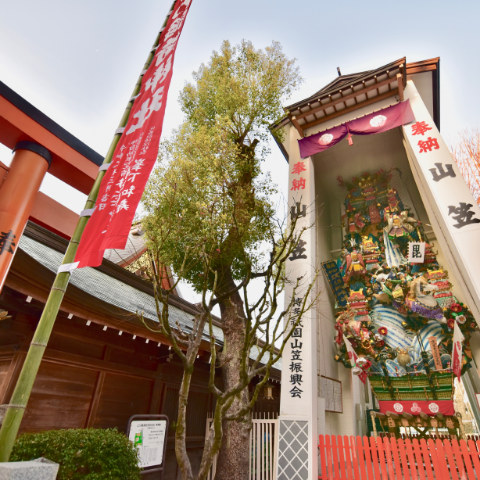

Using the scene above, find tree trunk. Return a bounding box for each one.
[215,269,251,480]
[176,367,195,480]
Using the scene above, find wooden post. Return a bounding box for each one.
[0,1,177,462]
[371,411,378,438]
[84,345,111,428]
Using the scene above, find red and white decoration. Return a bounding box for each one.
[379,400,455,416]
[74,0,193,268]
[344,338,367,385]
[297,100,415,158]
[344,337,357,367]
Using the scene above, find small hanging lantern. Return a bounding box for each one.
[263,383,274,400]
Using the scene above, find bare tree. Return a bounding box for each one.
[136,205,319,480]
[450,128,480,204]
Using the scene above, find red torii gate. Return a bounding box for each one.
[0,80,102,288]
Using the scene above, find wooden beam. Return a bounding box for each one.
[301,88,399,131]
[0,352,26,404]
[0,326,33,404]
[385,411,399,419]
[397,73,404,101]
[289,115,304,138]
[41,347,159,380]
[5,259,215,353]
[406,65,437,74]
[294,74,399,121]
[85,346,110,428]
[406,58,439,75]
[149,364,165,414]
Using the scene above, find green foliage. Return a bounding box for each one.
[142,40,301,292]
[10,428,141,480]
[180,39,301,148]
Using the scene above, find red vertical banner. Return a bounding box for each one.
[74,0,193,268]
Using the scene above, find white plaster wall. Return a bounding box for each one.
[314,167,363,436]
[408,72,434,120]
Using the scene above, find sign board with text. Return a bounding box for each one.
[127,414,169,477]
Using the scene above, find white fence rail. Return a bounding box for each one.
[206,413,278,480]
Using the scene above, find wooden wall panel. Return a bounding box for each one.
[0,359,12,394]
[47,332,105,360]
[109,347,158,372]
[186,391,208,438]
[91,373,153,432]
[0,329,24,347]
[20,361,98,433]
[162,386,179,426]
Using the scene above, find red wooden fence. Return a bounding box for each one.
[319,434,480,479]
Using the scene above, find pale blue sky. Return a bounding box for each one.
[0,0,479,305]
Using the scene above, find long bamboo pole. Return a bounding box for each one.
[0,0,177,461]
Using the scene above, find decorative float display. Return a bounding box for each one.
[330,169,478,438]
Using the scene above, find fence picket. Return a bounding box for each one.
[263,421,266,480]
[388,436,402,480]
[343,436,354,480]
[337,436,346,479]
[443,438,460,480]
[382,436,396,480]
[459,439,475,480]
[332,435,341,479]
[468,440,480,475]
[362,436,374,480]
[319,435,326,480]
[396,438,409,480]
[451,439,466,480]
[326,435,333,480]
[405,439,419,480]
[433,438,451,480]
[249,423,252,480]
[268,421,272,480]
[256,421,261,480]
[374,436,389,480]
[419,439,435,480]
[368,436,382,480]
[350,436,362,480]
[412,439,426,480]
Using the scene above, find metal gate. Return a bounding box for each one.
[206,413,278,480]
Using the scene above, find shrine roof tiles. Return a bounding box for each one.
[273,56,440,141]
[285,58,405,113]
[19,233,216,343]
[16,222,282,372]
[281,58,406,134]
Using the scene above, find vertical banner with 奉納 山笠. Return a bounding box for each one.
[402,80,480,319]
[74,0,193,268]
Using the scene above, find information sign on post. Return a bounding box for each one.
[127,414,169,478]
